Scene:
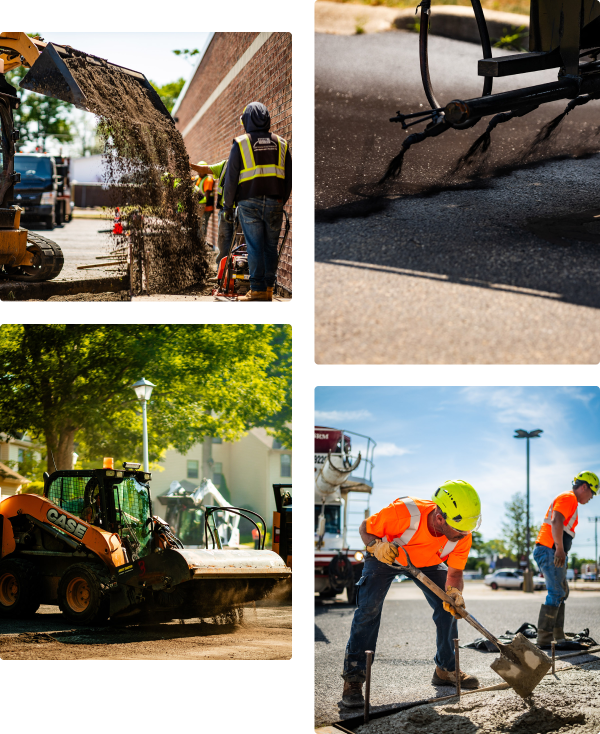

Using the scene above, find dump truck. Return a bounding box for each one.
[0,31,171,281]
[314,427,375,603]
[0,460,290,624]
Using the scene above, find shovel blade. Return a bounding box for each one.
[490,633,552,698]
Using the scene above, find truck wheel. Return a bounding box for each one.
[4,232,64,282]
[44,215,55,230]
[0,558,42,618]
[58,564,110,625]
[491,582,498,590]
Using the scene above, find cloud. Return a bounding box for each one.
[375,442,412,457]
[315,410,373,423]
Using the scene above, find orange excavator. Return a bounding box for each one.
[0,460,290,624]
[0,31,171,281]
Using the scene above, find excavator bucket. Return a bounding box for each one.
[19,42,172,121]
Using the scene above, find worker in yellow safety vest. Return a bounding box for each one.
[221,101,292,302]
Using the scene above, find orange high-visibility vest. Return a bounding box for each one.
[536,491,578,549]
[366,496,471,570]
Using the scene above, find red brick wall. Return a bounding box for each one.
[175,32,292,293]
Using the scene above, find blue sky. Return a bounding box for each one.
[315,387,600,560]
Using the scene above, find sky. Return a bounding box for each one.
[315,387,600,561]
[23,33,210,155]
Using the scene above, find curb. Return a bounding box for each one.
[315,1,529,46]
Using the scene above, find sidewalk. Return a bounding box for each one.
[131,295,292,303]
[315,0,528,44]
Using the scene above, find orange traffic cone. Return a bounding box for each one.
[112,207,123,235]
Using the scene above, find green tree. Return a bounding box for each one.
[501,493,540,561]
[150,78,186,114]
[173,48,200,63]
[263,324,291,448]
[0,324,291,472]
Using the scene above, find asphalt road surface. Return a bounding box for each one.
[315,31,600,363]
[26,216,118,281]
[315,582,600,727]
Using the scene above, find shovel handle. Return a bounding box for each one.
[392,544,503,651]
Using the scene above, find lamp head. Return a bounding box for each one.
[131,377,155,402]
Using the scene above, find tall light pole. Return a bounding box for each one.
[590,516,600,574]
[514,428,543,592]
[131,378,155,472]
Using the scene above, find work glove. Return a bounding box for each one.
[443,586,465,619]
[371,540,399,565]
[223,208,235,224]
[554,549,566,568]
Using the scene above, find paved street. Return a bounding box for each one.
[27,216,118,281]
[315,31,600,363]
[315,581,600,727]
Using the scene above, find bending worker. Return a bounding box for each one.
[192,161,215,246]
[341,481,482,709]
[222,101,292,302]
[534,471,598,647]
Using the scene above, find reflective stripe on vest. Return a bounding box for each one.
[216,160,228,197]
[543,501,578,538]
[395,497,421,544]
[394,497,458,559]
[235,133,287,184]
[439,539,458,558]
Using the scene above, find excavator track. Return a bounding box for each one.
[4,230,64,282]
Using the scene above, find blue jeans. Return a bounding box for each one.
[237,196,283,291]
[217,209,235,263]
[533,544,568,607]
[342,555,458,683]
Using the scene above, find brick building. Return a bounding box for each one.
[172,33,292,293]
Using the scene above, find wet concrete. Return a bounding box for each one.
[315,31,600,363]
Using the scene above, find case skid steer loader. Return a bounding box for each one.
[0,462,290,625]
[0,31,172,281]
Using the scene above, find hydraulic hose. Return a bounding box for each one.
[417,0,493,114]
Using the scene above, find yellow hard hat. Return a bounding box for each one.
[573,471,599,495]
[432,480,481,532]
[196,160,208,166]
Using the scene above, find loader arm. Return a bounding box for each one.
[0,32,45,73]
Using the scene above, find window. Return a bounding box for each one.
[314,505,341,534]
[213,462,223,487]
[213,438,222,444]
[280,454,291,478]
[187,460,199,479]
[273,439,283,449]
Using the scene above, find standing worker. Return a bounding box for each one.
[533,471,598,647]
[222,102,292,302]
[193,161,215,247]
[341,481,482,708]
[191,160,232,267]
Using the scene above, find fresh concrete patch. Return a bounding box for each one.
[316,0,529,46]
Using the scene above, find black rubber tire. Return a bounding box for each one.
[57,564,110,625]
[4,231,64,282]
[491,582,498,590]
[519,583,524,590]
[0,558,42,618]
[44,215,55,230]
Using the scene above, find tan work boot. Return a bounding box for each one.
[432,666,480,689]
[266,286,274,301]
[342,680,364,708]
[238,290,268,302]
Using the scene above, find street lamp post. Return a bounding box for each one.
[131,378,155,472]
[590,516,600,575]
[514,428,543,593]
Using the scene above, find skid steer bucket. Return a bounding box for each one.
[19,42,172,122]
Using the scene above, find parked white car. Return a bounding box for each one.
[484,570,546,591]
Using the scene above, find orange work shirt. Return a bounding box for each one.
[366,496,472,570]
[536,491,579,549]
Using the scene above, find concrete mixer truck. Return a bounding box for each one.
[314,426,375,603]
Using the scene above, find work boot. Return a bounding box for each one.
[266,286,274,301]
[341,680,365,708]
[553,602,567,643]
[237,290,268,302]
[537,604,559,647]
[432,666,480,689]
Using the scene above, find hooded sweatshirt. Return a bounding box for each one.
[223,101,292,209]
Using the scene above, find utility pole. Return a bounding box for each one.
[514,429,543,592]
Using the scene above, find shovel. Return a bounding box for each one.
[392,543,551,698]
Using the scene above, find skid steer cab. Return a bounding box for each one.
[0,462,291,625]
